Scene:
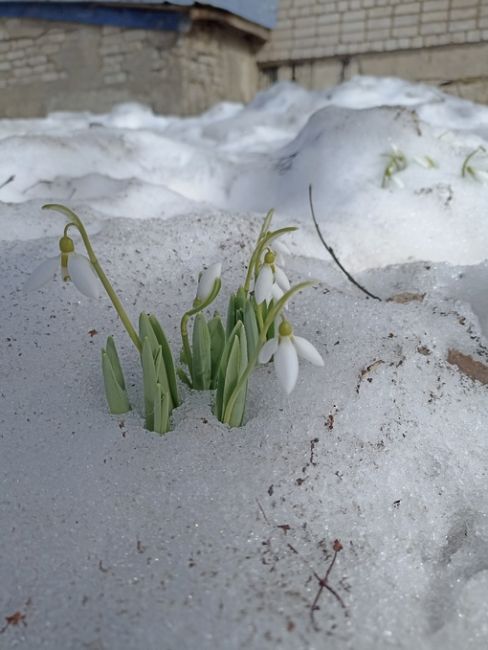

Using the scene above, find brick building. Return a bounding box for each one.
[0,0,275,117]
[257,0,488,103]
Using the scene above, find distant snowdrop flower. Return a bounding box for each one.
[254,249,290,305]
[382,144,407,189]
[259,319,324,394]
[413,155,437,169]
[196,262,221,303]
[24,235,100,298]
[390,174,404,189]
[473,169,488,184]
[462,146,488,182]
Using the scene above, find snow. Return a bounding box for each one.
[1,76,488,649]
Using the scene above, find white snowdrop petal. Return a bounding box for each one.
[293,336,324,366]
[413,156,429,169]
[271,282,284,303]
[258,338,278,364]
[475,170,488,183]
[274,265,290,292]
[391,174,404,189]
[196,262,221,301]
[23,255,59,291]
[274,337,299,394]
[68,253,100,298]
[254,264,273,304]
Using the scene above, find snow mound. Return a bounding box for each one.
[1,76,488,649]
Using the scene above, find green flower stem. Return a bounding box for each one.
[259,208,275,240]
[222,280,314,423]
[180,311,193,377]
[243,209,275,293]
[179,279,222,381]
[255,301,264,332]
[43,203,142,353]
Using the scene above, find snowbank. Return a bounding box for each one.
[1,77,488,649]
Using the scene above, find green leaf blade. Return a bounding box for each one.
[191,312,212,390]
[208,313,226,389]
[149,314,180,406]
[141,336,157,430]
[101,350,131,414]
[139,312,159,356]
[243,300,259,358]
[105,335,126,390]
[153,383,170,435]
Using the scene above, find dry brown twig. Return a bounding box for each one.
[308,184,382,301]
[310,539,347,631]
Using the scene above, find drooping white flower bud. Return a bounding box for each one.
[196,262,222,302]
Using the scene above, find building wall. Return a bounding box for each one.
[0,17,259,117]
[177,22,260,114]
[258,0,488,102]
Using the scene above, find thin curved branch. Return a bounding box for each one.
[308,185,382,301]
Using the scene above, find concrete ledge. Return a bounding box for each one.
[259,42,488,104]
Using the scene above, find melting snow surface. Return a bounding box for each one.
[1,76,488,649]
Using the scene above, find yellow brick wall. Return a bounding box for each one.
[258,0,488,64]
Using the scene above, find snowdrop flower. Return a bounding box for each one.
[254,250,290,305]
[268,238,290,267]
[196,262,221,302]
[471,169,488,184]
[259,319,324,394]
[390,174,404,189]
[413,155,437,169]
[24,235,100,298]
[382,144,407,188]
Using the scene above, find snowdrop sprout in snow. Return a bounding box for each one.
[461,145,488,183]
[215,209,322,427]
[26,204,323,431]
[34,204,142,352]
[217,277,317,426]
[381,144,438,188]
[381,144,407,188]
[259,319,324,395]
[412,154,437,169]
[25,204,180,435]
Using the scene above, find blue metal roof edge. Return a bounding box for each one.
[0,1,279,28]
[0,2,189,31]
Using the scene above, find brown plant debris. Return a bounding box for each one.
[277,524,291,535]
[0,611,27,634]
[310,539,347,631]
[388,292,425,304]
[447,349,488,385]
[356,359,385,393]
[256,498,270,525]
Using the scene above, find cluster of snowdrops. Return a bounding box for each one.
[25,205,324,432]
[381,143,488,188]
